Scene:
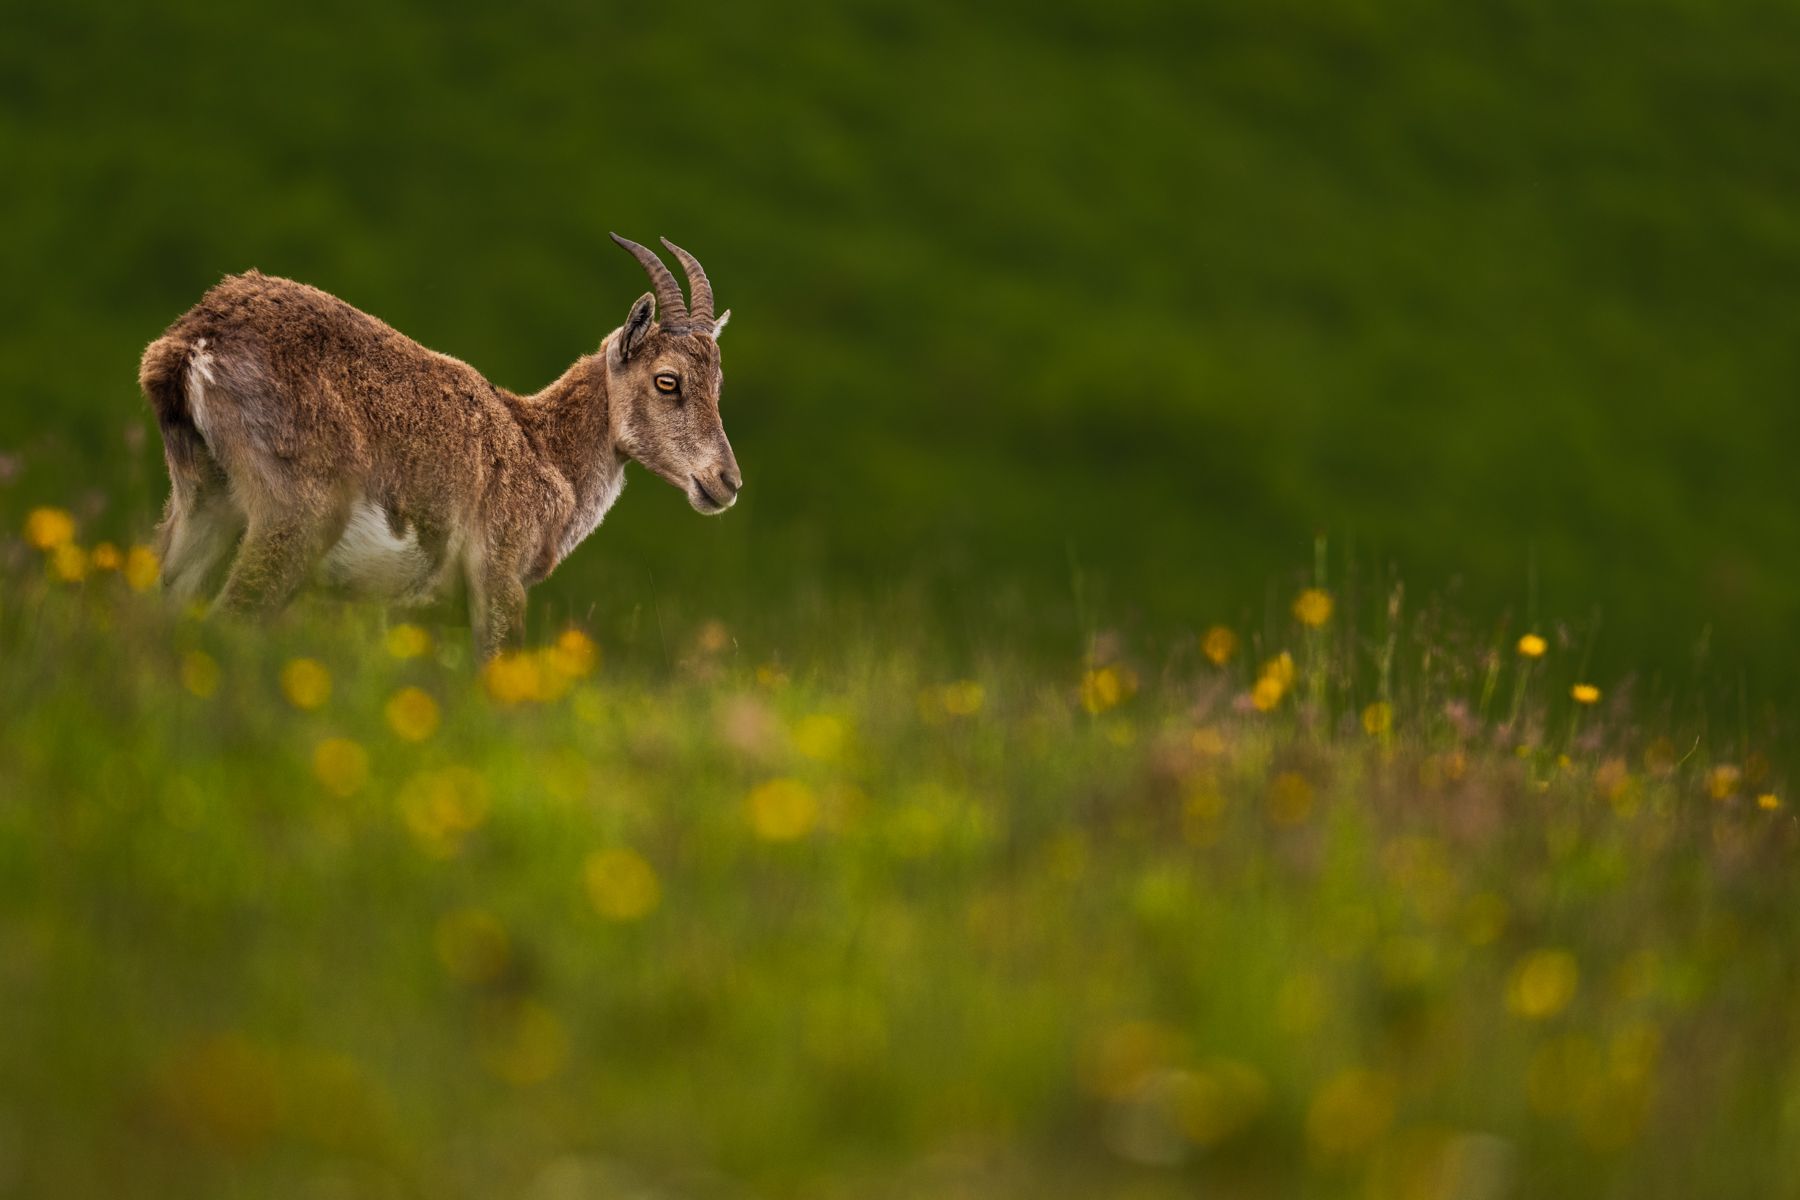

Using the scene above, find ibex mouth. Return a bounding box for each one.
[690,475,728,512]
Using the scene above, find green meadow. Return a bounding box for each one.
[2,0,1797,1195]
[1,552,1793,1197]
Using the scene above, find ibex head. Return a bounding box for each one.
[607,234,741,515]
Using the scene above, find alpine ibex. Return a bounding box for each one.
[137,235,740,658]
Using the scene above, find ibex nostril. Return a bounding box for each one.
[721,472,741,495]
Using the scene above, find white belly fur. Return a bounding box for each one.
[322,500,436,601]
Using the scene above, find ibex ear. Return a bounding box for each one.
[615,292,656,362]
[711,309,731,338]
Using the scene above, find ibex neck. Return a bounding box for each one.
[516,353,626,562]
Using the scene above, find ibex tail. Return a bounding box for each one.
[139,334,216,503]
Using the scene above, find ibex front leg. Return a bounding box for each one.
[468,553,527,663]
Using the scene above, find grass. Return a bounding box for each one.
[6,0,1800,700]
[2,508,1794,1199]
[7,4,1796,1193]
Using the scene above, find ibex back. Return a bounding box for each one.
[137,235,739,659]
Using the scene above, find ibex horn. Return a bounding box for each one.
[659,237,715,326]
[610,233,688,326]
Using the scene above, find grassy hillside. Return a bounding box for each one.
[4,2,1798,1195]
[1,525,1793,1197]
[1,0,1797,701]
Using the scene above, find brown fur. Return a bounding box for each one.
[138,253,740,658]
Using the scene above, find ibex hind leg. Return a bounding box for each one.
[158,491,245,606]
[212,487,351,618]
[154,431,244,607]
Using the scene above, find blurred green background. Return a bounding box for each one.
[5,6,1800,1194]
[3,0,1796,696]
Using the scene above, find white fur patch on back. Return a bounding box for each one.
[185,337,217,444]
[323,499,431,599]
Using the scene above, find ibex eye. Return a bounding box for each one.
[654,374,679,394]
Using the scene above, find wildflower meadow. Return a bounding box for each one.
[2,508,1793,1198]
[8,1,1800,1195]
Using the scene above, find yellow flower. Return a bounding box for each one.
[385,686,441,741]
[1517,633,1548,658]
[1080,665,1136,715]
[49,542,88,582]
[1292,588,1334,628]
[1758,793,1781,811]
[1080,668,1118,713]
[1610,1021,1662,1084]
[124,545,160,591]
[1201,625,1238,666]
[281,658,332,710]
[1262,651,1296,689]
[584,847,661,920]
[941,680,985,716]
[478,647,583,705]
[397,767,489,856]
[1594,757,1631,801]
[1191,726,1227,757]
[312,738,370,798]
[544,628,599,679]
[793,713,846,761]
[23,507,75,550]
[1570,683,1601,706]
[1306,1069,1396,1156]
[1507,949,1579,1019]
[482,652,544,705]
[1249,653,1295,712]
[181,650,221,698]
[1706,765,1741,800]
[747,777,818,841]
[885,790,955,858]
[1250,674,1285,712]
[384,624,432,659]
[90,542,122,571]
[1360,701,1393,736]
[1079,1019,1185,1099]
